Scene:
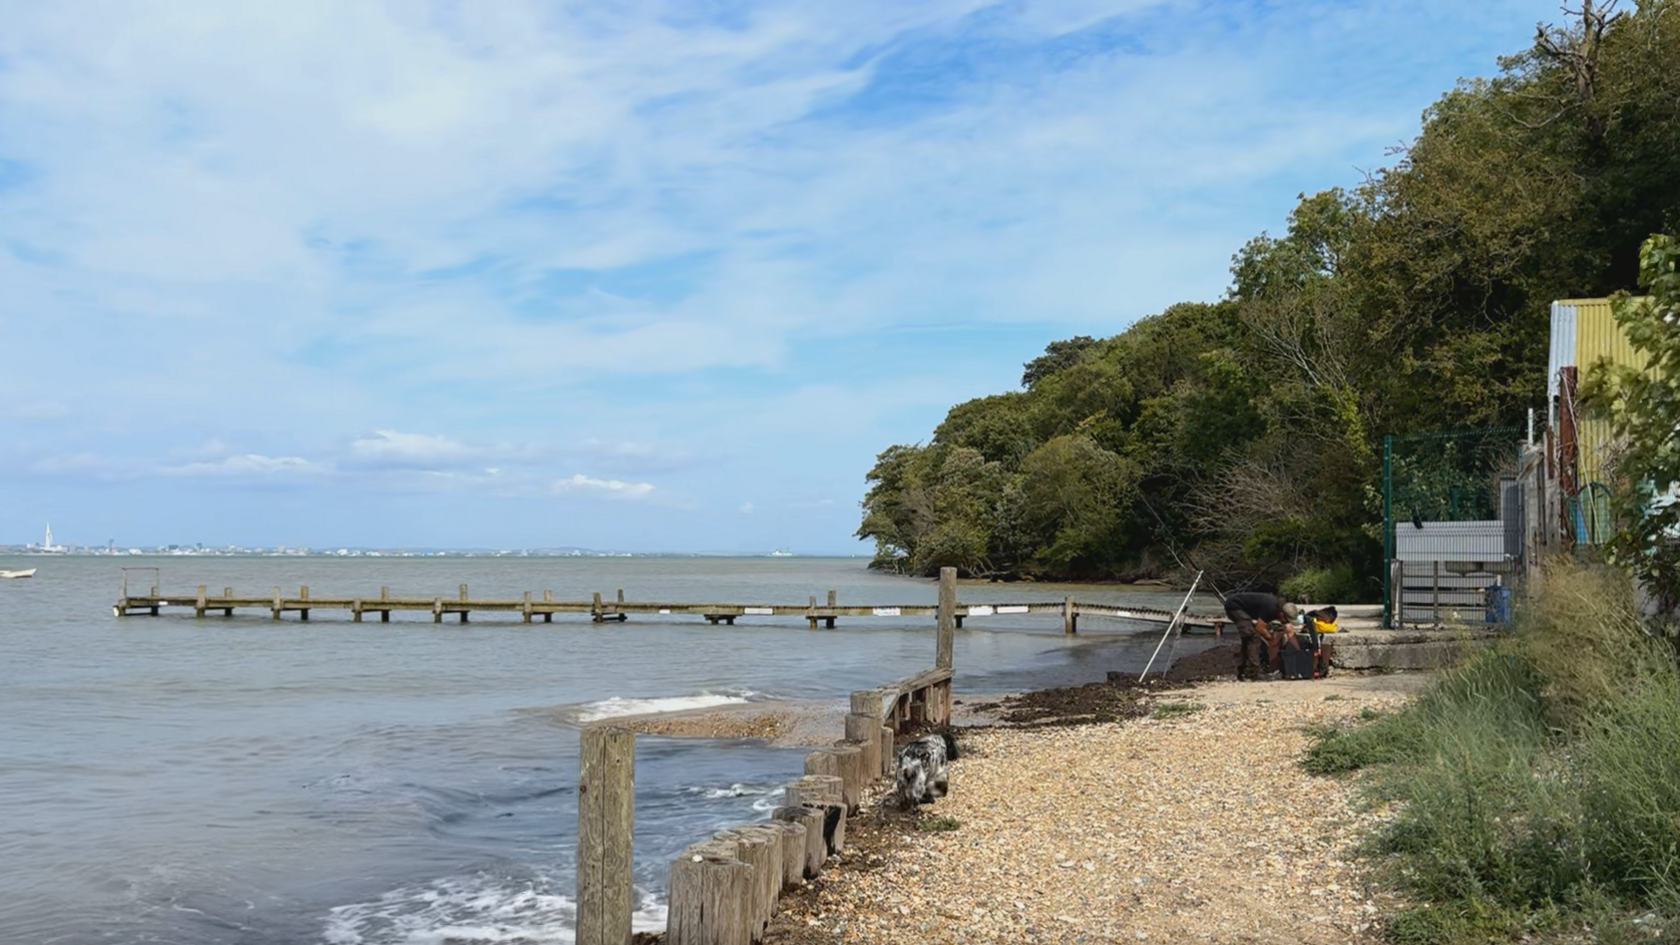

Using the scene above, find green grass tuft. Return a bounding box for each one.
[1150,701,1204,719]
[917,815,960,832]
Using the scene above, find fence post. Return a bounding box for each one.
[936,567,956,670]
[1382,433,1394,628]
[577,726,635,945]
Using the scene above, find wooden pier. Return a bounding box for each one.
[112,578,1230,632]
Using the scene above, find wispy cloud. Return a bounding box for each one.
[163,454,327,477]
[0,0,1552,548]
[552,474,656,500]
[349,429,479,468]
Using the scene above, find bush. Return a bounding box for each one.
[1303,561,1680,941]
[1280,562,1364,604]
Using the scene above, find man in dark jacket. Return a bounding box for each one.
[1222,590,1297,681]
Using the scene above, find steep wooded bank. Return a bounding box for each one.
[858,2,1680,597]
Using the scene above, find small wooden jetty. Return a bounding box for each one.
[112,570,1228,633]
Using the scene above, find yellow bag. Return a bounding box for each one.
[1312,617,1340,634]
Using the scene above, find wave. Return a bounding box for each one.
[572,690,761,723]
[322,869,666,944]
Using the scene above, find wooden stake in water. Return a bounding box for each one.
[576,726,634,945]
[1141,571,1203,682]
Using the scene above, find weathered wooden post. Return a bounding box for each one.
[272,586,282,621]
[1063,596,1077,635]
[299,585,310,622]
[771,805,826,877]
[667,841,752,945]
[592,592,604,623]
[523,591,534,624]
[936,566,956,670]
[846,690,885,781]
[714,827,780,939]
[195,585,207,619]
[577,726,634,945]
[785,776,846,853]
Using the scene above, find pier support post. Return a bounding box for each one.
[433,600,443,623]
[195,585,207,619]
[523,592,533,624]
[300,586,310,622]
[381,609,390,623]
[352,600,363,622]
[576,726,635,945]
[272,587,282,621]
[936,567,956,670]
[1063,596,1077,635]
[592,592,604,623]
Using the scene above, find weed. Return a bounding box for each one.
[1323,693,1344,701]
[1151,701,1204,719]
[917,815,960,832]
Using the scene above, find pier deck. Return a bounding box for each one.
[111,581,1234,632]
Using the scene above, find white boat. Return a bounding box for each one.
[0,568,37,579]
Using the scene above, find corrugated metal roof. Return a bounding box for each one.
[1547,301,1576,417]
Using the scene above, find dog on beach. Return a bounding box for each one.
[894,731,958,810]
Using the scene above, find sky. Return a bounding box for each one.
[1,0,1560,554]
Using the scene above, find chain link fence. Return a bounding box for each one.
[1382,427,1524,627]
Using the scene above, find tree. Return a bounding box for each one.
[1021,336,1099,388]
[1592,235,1680,612]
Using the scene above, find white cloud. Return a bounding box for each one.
[164,454,326,477]
[350,429,477,467]
[738,502,755,515]
[552,473,655,499]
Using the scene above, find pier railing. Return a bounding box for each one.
[575,569,961,945]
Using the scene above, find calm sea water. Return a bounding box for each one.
[0,555,1216,945]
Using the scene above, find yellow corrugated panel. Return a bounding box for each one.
[1560,297,1649,495]
[1563,297,1647,374]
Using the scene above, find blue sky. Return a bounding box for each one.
[2,0,1557,554]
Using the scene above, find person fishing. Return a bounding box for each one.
[1222,590,1298,681]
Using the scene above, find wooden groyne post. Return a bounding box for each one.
[936,566,956,670]
[576,726,635,945]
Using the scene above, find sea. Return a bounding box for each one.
[0,554,1221,945]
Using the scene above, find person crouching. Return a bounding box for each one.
[1222,591,1297,681]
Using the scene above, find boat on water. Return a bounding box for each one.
[0,568,37,579]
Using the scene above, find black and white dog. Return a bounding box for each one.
[894,731,958,810]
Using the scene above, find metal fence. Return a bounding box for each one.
[1382,427,1524,627]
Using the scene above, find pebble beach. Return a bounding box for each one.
[757,669,1426,945]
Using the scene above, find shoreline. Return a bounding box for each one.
[754,667,1426,944]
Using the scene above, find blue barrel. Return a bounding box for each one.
[1484,584,1512,624]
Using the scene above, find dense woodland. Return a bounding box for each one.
[857,1,1680,601]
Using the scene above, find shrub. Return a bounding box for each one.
[1304,561,1680,941]
[1280,562,1364,604]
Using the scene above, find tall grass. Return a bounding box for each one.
[1308,561,1680,943]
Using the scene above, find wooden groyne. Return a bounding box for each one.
[111,572,1231,633]
[573,569,962,945]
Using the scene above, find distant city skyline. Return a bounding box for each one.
[1,1,1561,554]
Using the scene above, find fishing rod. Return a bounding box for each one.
[1141,570,1203,682]
[1137,491,1229,602]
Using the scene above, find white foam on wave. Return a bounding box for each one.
[322,871,666,945]
[574,690,759,722]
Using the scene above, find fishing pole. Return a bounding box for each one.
[1141,570,1203,681]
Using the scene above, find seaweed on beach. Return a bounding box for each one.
[966,644,1238,728]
